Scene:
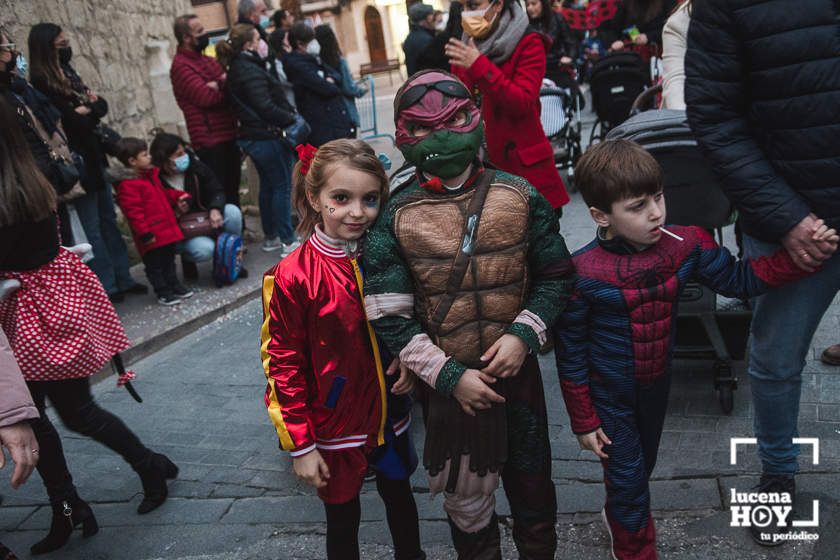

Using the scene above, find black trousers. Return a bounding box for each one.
[27,377,152,503]
[142,243,178,298]
[324,473,422,560]
[196,141,242,208]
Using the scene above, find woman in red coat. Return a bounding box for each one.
[446,0,570,209]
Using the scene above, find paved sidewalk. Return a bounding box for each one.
[1,188,839,559]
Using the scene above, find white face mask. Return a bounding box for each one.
[306,41,321,57]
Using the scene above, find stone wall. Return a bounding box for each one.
[0,0,192,138]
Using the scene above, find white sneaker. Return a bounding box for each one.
[261,237,283,252]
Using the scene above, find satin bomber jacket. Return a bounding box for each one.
[260,231,388,457]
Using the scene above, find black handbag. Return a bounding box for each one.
[229,90,310,148]
[277,113,311,149]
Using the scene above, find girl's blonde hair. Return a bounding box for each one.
[216,24,256,70]
[293,139,389,238]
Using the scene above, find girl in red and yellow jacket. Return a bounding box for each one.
[260,140,424,560]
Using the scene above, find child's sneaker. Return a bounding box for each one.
[158,294,181,306]
[173,285,194,299]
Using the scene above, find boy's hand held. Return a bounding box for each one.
[480,334,529,378]
[292,449,330,488]
[577,427,612,460]
[391,362,417,395]
[452,369,505,416]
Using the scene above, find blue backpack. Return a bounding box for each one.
[213,233,243,287]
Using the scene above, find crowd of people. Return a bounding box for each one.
[1,1,839,560]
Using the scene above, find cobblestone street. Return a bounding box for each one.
[1,184,839,558]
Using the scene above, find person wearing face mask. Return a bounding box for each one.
[445,0,570,211]
[148,132,246,279]
[28,23,145,303]
[237,0,272,60]
[284,23,354,147]
[170,14,241,229]
[218,24,299,253]
[267,28,297,108]
[0,27,77,242]
[403,3,437,76]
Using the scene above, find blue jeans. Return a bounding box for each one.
[74,184,136,295]
[237,138,294,243]
[177,204,243,263]
[743,234,840,474]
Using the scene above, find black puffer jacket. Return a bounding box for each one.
[226,51,296,141]
[685,0,840,242]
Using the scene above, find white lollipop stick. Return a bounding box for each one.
[659,227,684,241]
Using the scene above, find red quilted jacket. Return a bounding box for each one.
[170,47,237,149]
[114,167,184,256]
[453,32,569,208]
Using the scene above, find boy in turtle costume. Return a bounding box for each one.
[363,70,575,559]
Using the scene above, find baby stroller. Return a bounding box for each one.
[606,110,749,413]
[589,51,649,144]
[540,78,584,186]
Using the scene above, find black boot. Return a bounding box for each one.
[135,453,179,514]
[30,493,98,555]
[448,514,501,560]
[749,474,796,546]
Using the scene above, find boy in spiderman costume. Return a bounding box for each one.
[364,69,575,559]
[555,139,838,560]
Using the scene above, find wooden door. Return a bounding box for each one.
[364,6,387,63]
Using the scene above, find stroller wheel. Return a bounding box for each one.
[717,384,734,414]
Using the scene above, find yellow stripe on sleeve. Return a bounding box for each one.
[260,273,295,450]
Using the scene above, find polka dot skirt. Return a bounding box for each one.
[0,248,130,381]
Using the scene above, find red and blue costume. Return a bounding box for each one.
[553,225,805,559]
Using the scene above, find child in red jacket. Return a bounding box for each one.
[113,138,193,306]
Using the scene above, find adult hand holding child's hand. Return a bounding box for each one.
[292,449,330,488]
[783,214,835,272]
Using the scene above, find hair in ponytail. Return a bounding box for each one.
[216,23,255,70]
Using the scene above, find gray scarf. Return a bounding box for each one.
[468,3,530,66]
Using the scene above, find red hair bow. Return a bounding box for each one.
[296,144,318,176]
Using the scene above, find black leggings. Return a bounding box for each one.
[324,474,421,560]
[27,377,152,502]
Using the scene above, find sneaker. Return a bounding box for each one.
[173,285,194,299]
[238,267,249,279]
[108,292,125,303]
[262,237,283,252]
[158,294,181,306]
[748,474,796,546]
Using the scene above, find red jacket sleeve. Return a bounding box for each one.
[260,269,316,456]
[170,58,227,109]
[462,33,546,118]
[115,180,151,239]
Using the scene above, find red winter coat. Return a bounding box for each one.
[114,167,184,256]
[170,47,237,149]
[453,32,570,208]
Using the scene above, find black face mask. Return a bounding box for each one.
[195,33,210,52]
[58,46,72,65]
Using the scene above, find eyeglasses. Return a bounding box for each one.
[0,43,16,52]
[397,80,472,112]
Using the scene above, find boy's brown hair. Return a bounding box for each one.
[114,137,148,167]
[575,139,663,213]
